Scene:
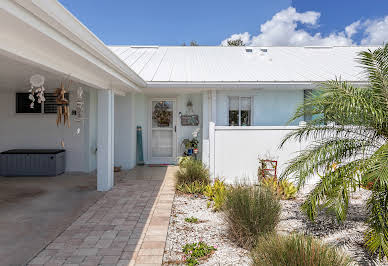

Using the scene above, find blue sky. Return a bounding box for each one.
[59,0,388,46]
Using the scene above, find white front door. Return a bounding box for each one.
[149,99,177,164]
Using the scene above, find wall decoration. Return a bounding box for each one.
[29,74,45,108]
[56,80,71,128]
[181,115,199,126]
[74,87,85,122]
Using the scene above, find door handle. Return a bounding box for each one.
[174,126,176,132]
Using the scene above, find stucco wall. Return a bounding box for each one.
[213,126,311,183]
[216,89,303,126]
[0,90,92,172]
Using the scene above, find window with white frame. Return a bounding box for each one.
[228,96,252,126]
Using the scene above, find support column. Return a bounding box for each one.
[202,91,210,166]
[211,90,217,123]
[97,89,114,191]
[209,121,216,179]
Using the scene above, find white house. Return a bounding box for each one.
[0,1,373,190]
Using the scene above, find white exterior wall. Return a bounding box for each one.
[127,93,203,163]
[216,89,303,126]
[213,126,305,183]
[114,93,136,169]
[0,90,94,173]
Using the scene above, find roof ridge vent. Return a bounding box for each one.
[304,46,333,49]
[130,45,159,49]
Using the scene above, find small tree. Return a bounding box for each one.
[190,40,199,46]
[227,39,245,46]
[280,44,388,260]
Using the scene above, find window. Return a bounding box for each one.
[16,93,42,113]
[44,93,69,114]
[15,92,69,114]
[228,96,252,126]
[303,89,312,121]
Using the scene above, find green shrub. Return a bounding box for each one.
[176,181,207,195]
[182,241,217,265]
[261,177,297,200]
[204,179,228,211]
[251,233,352,266]
[223,185,281,249]
[185,217,199,223]
[175,158,210,186]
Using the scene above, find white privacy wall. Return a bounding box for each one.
[213,126,304,183]
[0,90,95,172]
[216,89,304,126]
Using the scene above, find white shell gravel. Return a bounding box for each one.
[163,193,251,265]
[164,186,388,266]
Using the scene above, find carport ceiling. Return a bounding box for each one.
[0,53,87,92]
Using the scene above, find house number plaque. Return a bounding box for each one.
[180,115,199,126]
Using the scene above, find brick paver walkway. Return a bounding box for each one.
[28,166,176,266]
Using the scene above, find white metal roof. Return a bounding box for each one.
[109,46,377,84]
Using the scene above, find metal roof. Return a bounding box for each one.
[109,46,377,84]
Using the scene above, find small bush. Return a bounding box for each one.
[175,158,210,186]
[261,177,297,200]
[204,179,228,211]
[182,241,217,265]
[185,217,199,223]
[176,181,207,195]
[223,185,281,248]
[251,233,352,266]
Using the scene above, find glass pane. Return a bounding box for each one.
[241,110,251,126]
[152,130,173,157]
[152,101,173,128]
[240,97,251,110]
[229,96,239,110]
[229,110,239,126]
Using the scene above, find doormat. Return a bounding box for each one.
[147,164,171,167]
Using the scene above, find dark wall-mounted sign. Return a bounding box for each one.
[181,115,199,126]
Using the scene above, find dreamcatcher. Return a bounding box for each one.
[29,74,46,108]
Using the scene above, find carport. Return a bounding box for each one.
[0,1,145,264]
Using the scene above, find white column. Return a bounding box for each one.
[209,121,215,179]
[97,89,114,191]
[211,90,217,123]
[202,91,210,166]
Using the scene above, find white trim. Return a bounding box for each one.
[1,0,145,92]
[215,126,300,130]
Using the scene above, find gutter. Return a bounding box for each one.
[146,80,369,90]
[13,0,146,91]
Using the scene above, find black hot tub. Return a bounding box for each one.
[0,149,66,176]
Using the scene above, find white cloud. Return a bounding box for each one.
[345,21,361,38]
[361,16,388,45]
[221,7,388,46]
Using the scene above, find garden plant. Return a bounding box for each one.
[280,44,388,259]
[223,184,281,248]
[251,233,352,266]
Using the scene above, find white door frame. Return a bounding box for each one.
[147,98,177,164]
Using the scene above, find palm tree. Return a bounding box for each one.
[280,44,388,259]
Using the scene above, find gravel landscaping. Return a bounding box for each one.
[163,185,388,265]
[163,193,251,265]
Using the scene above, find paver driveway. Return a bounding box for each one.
[28,166,176,266]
